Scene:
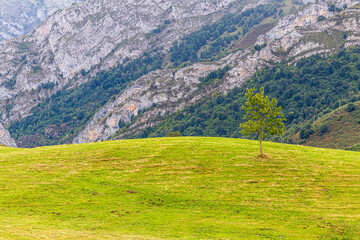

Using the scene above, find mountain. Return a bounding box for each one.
[0,0,82,42]
[0,0,269,147]
[1,0,360,148]
[109,45,360,149]
[74,0,360,144]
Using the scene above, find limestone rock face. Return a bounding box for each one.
[0,123,17,147]
[0,0,82,42]
[0,0,247,125]
[74,0,360,143]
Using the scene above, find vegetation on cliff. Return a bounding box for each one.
[8,3,283,147]
[132,46,360,150]
[8,53,163,147]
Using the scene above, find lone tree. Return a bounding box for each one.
[240,86,286,156]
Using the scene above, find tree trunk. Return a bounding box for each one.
[260,120,264,156]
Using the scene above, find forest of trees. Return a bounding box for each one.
[131,47,360,143]
[170,4,279,66]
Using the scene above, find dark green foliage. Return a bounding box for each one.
[133,47,360,142]
[32,66,42,73]
[4,79,16,89]
[41,82,55,90]
[278,9,284,17]
[118,120,126,129]
[300,124,314,140]
[9,53,164,147]
[170,4,278,66]
[346,103,356,112]
[317,15,326,22]
[166,131,182,137]
[317,123,329,136]
[5,103,13,117]
[328,4,336,11]
[199,65,230,85]
[80,69,87,76]
[346,144,360,151]
[227,25,237,33]
[145,23,169,38]
[291,0,304,5]
[254,43,267,51]
[328,3,342,12]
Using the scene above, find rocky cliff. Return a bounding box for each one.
[0,0,257,128]
[0,123,17,147]
[0,0,82,42]
[74,0,360,144]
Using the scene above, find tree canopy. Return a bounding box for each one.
[240,86,286,156]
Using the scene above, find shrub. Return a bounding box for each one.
[300,124,314,139]
[32,66,42,73]
[346,103,356,112]
[166,131,182,137]
[254,43,267,51]
[80,69,87,76]
[317,15,326,22]
[119,120,126,128]
[317,123,328,136]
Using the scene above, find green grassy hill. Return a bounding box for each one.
[299,102,360,150]
[0,137,360,239]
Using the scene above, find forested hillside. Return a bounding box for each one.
[8,3,287,147]
[2,0,266,148]
[127,46,360,149]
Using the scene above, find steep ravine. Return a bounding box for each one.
[74,1,360,144]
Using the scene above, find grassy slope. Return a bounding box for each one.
[303,102,360,150]
[0,137,360,239]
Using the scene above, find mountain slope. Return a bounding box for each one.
[116,47,360,148]
[297,101,360,149]
[1,137,360,239]
[74,1,360,144]
[0,0,82,42]
[0,0,257,131]
[2,0,359,148]
[4,0,280,147]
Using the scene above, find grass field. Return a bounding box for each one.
[0,137,360,239]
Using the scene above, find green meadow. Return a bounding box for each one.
[0,137,359,239]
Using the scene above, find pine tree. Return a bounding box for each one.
[240,86,286,156]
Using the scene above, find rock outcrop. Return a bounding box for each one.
[0,123,17,147]
[74,0,360,143]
